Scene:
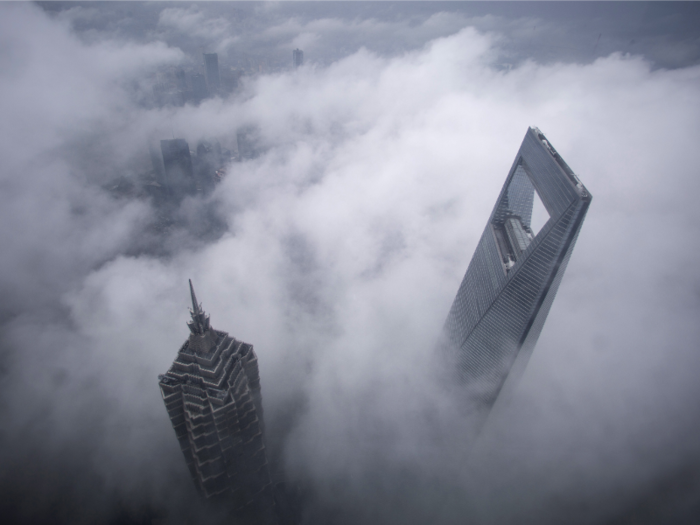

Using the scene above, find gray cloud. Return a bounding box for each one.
[47,2,700,70]
[2,2,700,524]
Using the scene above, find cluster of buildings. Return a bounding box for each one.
[148,138,231,203]
[152,53,233,107]
[145,127,263,205]
[158,128,592,522]
[153,49,305,108]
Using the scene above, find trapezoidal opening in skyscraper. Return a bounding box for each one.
[491,160,551,272]
[438,127,591,423]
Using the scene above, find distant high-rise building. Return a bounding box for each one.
[160,139,195,196]
[175,68,188,92]
[149,142,165,182]
[204,53,221,93]
[438,127,591,422]
[236,126,260,160]
[194,140,223,193]
[191,73,209,103]
[292,49,303,68]
[159,281,280,524]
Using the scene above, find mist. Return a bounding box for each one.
[1,2,700,524]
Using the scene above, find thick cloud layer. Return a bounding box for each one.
[1,3,700,524]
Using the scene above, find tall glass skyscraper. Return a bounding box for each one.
[438,127,591,418]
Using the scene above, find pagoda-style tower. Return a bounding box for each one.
[159,281,279,523]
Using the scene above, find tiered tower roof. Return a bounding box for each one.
[159,282,278,523]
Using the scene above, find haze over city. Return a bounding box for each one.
[1,2,700,524]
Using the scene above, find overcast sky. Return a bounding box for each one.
[1,2,700,524]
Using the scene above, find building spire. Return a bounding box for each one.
[189,279,201,316]
[187,279,211,335]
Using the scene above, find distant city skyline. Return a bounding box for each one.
[36,2,700,71]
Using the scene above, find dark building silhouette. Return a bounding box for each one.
[159,281,280,524]
[236,126,261,160]
[292,49,304,68]
[204,53,221,94]
[153,82,185,107]
[438,127,591,422]
[149,142,165,182]
[175,68,188,92]
[160,139,195,196]
[221,68,242,94]
[191,73,209,103]
[194,140,223,194]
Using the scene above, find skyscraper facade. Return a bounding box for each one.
[204,53,221,93]
[159,281,279,524]
[439,127,591,417]
[292,49,304,68]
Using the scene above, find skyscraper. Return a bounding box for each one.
[175,68,188,92]
[204,53,221,93]
[159,281,279,524]
[191,73,209,103]
[292,49,304,68]
[149,141,165,182]
[438,127,591,419]
[160,139,195,196]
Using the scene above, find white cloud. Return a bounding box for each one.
[1,3,700,524]
[157,6,238,53]
[158,6,229,40]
